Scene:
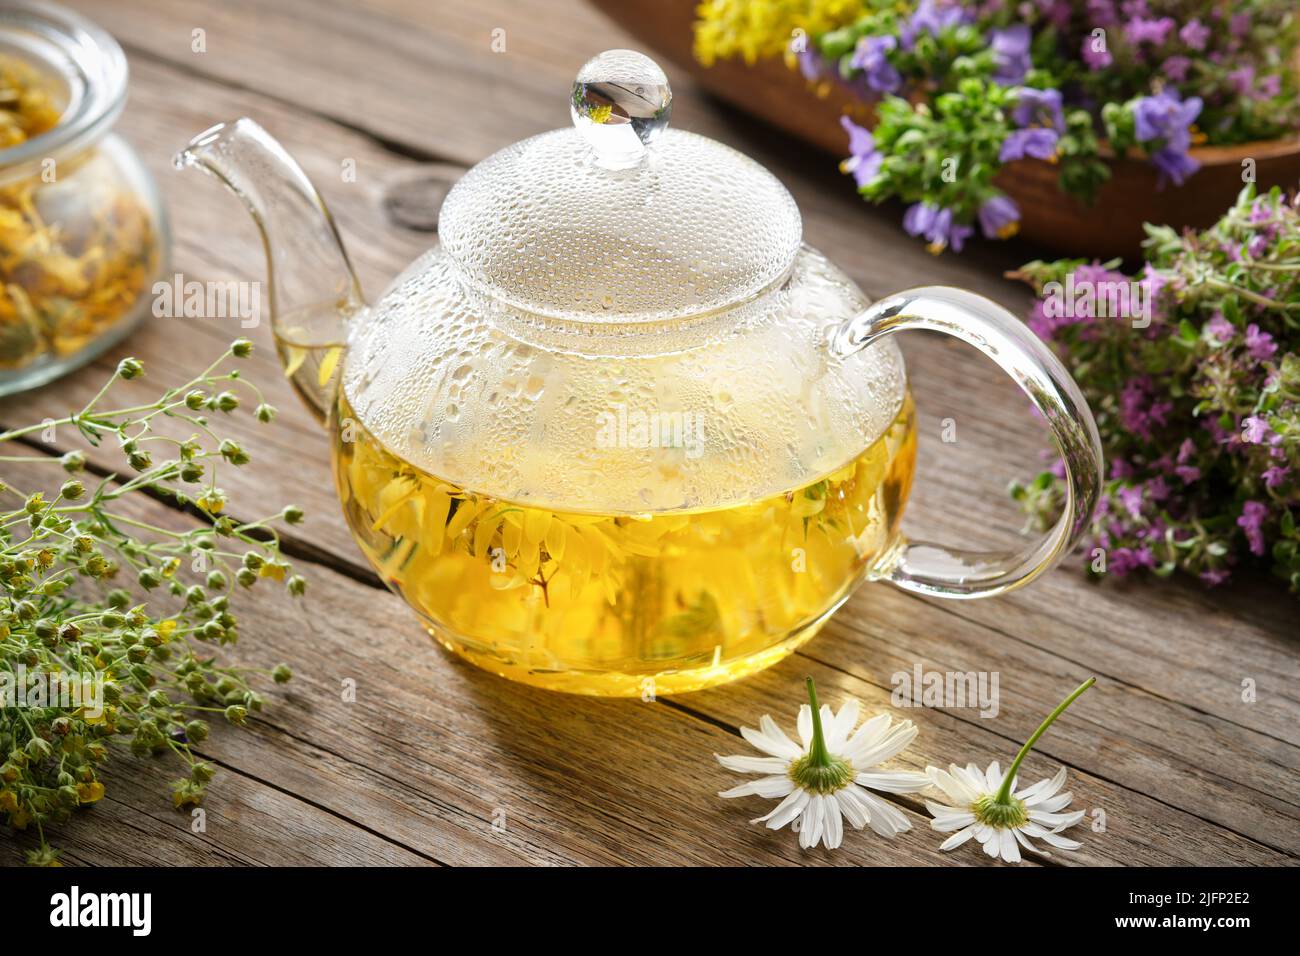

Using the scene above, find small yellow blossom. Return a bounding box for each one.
[75,781,105,804]
[693,0,865,67]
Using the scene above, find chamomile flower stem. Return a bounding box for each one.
[805,677,832,767]
[995,677,1095,804]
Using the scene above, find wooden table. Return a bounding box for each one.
[2,0,1295,867]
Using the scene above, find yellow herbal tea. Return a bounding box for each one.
[333,393,916,695]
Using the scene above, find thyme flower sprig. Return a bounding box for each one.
[1011,186,1300,593]
[0,341,303,865]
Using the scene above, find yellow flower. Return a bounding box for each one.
[76,781,105,804]
[693,0,866,67]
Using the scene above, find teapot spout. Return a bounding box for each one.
[174,118,364,424]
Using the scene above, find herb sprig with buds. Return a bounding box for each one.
[0,341,304,865]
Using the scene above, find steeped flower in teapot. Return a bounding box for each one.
[176,51,1101,696]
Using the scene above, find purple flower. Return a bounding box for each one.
[1119,376,1171,440]
[903,201,973,252]
[999,127,1059,162]
[1178,18,1210,50]
[1012,87,1065,131]
[1205,313,1235,343]
[851,34,902,93]
[1110,546,1156,576]
[1174,438,1201,484]
[1259,74,1282,98]
[839,116,883,188]
[1117,484,1145,520]
[990,24,1031,84]
[901,0,970,48]
[1151,147,1200,187]
[1244,324,1277,360]
[1241,416,1271,444]
[1248,197,1274,224]
[794,46,827,83]
[1228,65,1255,96]
[977,194,1020,239]
[1229,13,1250,38]
[1087,0,1119,26]
[1133,90,1202,186]
[1263,466,1291,489]
[1161,56,1191,83]
[1199,568,1231,587]
[1126,16,1175,46]
[1134,90,1202,150]
[1237,500,1268,556]
[1080,35,1112,70]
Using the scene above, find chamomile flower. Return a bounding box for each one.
[924,678,1095,864]
[717,677,929,849]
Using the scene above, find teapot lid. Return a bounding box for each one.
[437,50,802,324]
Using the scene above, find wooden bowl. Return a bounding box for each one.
[592,0,1300,260]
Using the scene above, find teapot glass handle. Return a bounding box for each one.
[832,286,1104,599]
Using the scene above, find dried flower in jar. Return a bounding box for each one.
[0,53,157,370]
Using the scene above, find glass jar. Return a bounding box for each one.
[0,0,167,396]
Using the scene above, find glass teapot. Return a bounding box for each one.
[176,50,1102,696]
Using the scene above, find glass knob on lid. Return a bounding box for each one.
[571,49,672,169]
[437,49,800,323]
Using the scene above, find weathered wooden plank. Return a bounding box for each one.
[0,705,433,867]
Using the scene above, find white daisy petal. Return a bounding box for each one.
[924,767,966,804]
[955,764,991,798]
[740,725,799,760]
[1013,827,1038,853]
[854,770,931,793]
[1033,792,1075,813]
[757,715,803,759]
[753,788,807,828]
[844,713,891,754]
[985,761,1003,792]
[834,788,868,830]
[716,754,790,775]
[1037,830,1083,851]
[850,721,919,768]
[828,699,859,751]
[1016,771,1063,803]
[926,765,980,804]
[1028,809,1085,827]
[855,787,912,837]
[823,793,844,849]
[999,826,1021,863]
[925,802,977,831]
[801,795,824,848]
[796,704,812,748]
[939,825,977,850]
[718,775,795,800]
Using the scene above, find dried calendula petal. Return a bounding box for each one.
[0,54,157,371]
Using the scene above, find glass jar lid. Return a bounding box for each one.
[0,0,127,170]
[438,50,802,324]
